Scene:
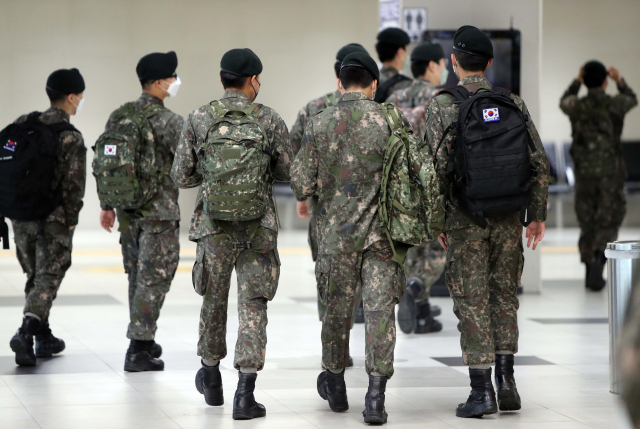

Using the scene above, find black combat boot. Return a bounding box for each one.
[195,360,223,406]
[35,323,66,358]
[317,369,349,412]
[398,278,422,334]
[363,374,388,424]
[456,368,498,418]
[586,251,606,291]
[124,340,164,372]
[10,316,40,366]
[233,372,266,420]
[414,300,443,334]
[355,299,365,323]
[495,354,521,411]
[149,340,162,359]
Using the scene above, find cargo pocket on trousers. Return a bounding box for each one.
[261,248,281,301]
[445,246,465,297]
[315,256,330,307]
[192,242,206,296]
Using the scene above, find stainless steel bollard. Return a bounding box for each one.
[605,241,640,394]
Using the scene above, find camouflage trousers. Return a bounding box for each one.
[194,224,280,371]
[317,240,404,377]
[12,220,74,322]
[404,239,447,301]
[445,213,523,366]
[574,175,626,264]
[120,219,179,341]
[621,270,640,427]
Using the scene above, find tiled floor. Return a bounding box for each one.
[0,227,637,428]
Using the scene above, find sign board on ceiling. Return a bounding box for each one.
[379,0,401,30]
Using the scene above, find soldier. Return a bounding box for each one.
[291,52,440,424]
[424,26,549,417]
[291,43,368,365]
[99,51,184,372]
[7,69,86,366]
[374,27,412,102]
[560,62,637,291]
[387,43,448,335]
[170,48,292,420]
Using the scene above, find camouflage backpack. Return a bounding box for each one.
[198,100,276,222]
[322,92,339,109]
[378,102,443,264]
[570,97,617,177]
[92,102,168,210]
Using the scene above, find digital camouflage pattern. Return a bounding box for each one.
[291,92,442,256]
[404,239,446,302]
[424,75,549,366]
[170,90,292,242]
[12,107,86,322]
[379,65,412,96]
[560,79,637,263]
[386,78,440,138]
[171,89,291,370]
[103,93,184,341]
[290,90,341,157]
[12,221,75,322]
[122,219,179,340]
[194,225,280,370]
[621,274,640,428]
[316,240,403,377]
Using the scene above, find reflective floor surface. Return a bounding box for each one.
[0,228,637,428]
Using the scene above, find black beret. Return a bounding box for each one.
[583,60,608,88]
[377,27,410,47]
[46,68,85,94]
[341,52,380,82]
[220,48,263,77]
[336,43,368,63]
[453,25,493,58]
[136,51,178,81]
[411,43,445,63]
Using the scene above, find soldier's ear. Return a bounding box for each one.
[486,58,493,69]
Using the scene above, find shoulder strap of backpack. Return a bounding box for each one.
[379,102,403,133]
[322,92,339,108]
[141,103,170,119]
[48,122,79,135]
[438,86,470,102]
[374,74,412,103]
[489,86,511,98]
[26,111,41,123]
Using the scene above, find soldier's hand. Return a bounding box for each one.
[296,200,309,219]
[577,66,584,83]
[607,66,621,83]
[100,209,116,233]
[438,232,448,251]
[526,221,546,250]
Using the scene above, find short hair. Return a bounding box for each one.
[220,71,249,89]
[46,87,68,103]
[411,61,429,79]
[375,42,402,63]
[140,79,157,90]
[339,66,375,90]
[453,50,490,72]
[334,61,341,78]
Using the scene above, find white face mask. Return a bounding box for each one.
[73,96,84,115]
[440,67,449,86]
[162,76,182,97]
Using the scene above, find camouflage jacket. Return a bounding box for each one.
[170,90,293,241]
[386,78,440,138]
[425,74,550,231]
[103,93,184,221]
[15,107,86,226]
[379,65,412,96]
[291,91,441,255]
[560,78,637,178]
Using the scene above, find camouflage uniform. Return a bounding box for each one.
[621,271,640,427]
[170,89,292,371]
[291,91,440,377]
[11,107,86,322]
[424,75,549,366]
[387,79,445,299]
[379,65,412,99]
[560,79,637,264]
[103,93,184,341]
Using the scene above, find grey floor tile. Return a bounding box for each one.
[431,356,555,367]
[0,294,121,307]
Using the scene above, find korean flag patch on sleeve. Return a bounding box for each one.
[104,145,117,156]
[483,107,500,123]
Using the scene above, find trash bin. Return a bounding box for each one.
[605,241,640,394]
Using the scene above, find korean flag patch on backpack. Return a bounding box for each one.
[483,107,500,122]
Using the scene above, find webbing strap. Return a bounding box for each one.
[392,199,417,216]
[208,192,257,203]
[214,219,262,249]
[209,201,259,211]
[98,192,135,200]
[99,176,132,182]
[470,168,529,180]
[210,183,258,192]
[97,182,134,191]
[212,167,246,181]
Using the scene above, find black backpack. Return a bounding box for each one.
[374,74,412,103]
[435,86,536,227]
[0,112,77,222]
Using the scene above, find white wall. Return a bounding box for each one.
[540,0,640,143]
[0,0,378,231]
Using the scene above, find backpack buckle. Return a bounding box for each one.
[232,241,251,249]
